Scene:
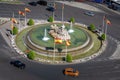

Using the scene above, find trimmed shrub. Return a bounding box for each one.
[11,26,18,35]
[27,51,35,60]
[70,17,75,23]
[101,33,106,40]
[88,24,96,31]
[48,16,54,22]
[27,19,34,26]
[66,53,72,62]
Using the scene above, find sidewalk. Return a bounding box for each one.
[57,1,104,12]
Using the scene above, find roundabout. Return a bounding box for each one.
[15,21,103,63]
[0,1,120,80]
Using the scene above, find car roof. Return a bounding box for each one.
[14,60,21,62]
[65,68,73,71]
[86,11,93,13]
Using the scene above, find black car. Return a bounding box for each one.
[10,60,25,69]
[29,2,37,6]
[37,0,47,6]
[46,6,55,12]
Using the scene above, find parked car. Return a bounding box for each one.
[10,60,25,69]
[37,0,47,6]
[108,4,118,10]
[84,11,95,16]
[64,68,79,77]
[29,2,37,6]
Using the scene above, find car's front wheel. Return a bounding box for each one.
[20,66,25,69]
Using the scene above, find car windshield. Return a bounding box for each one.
[88,12,93,14]
[15,61,22,64]
[15,60,21,62]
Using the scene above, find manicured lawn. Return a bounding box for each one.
[73,32,101,59]
[15,27,33,51]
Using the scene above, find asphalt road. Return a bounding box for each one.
[0,1,120,80]
[0,38,120,80]
[0,1,120,40]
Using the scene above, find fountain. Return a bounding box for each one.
[42,28,50,41]
[68,22,74,33]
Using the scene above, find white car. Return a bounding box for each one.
[84,11,95,16]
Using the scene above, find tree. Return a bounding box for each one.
[101,33,106,40]
[88,24,96,32]
[48,16,54,22]
[66,53,72,62]
[70,17,75,23]
[27,51,35,60]
[27,19,34,26]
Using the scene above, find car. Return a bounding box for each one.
[46,6,55,12]
[29,2,37,6]
[108,4,118,10]
[64,68,79,77]
[37,0,47,6]
[84,11,95,16]
[10,60,25,69]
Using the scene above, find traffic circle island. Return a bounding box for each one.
[15,21,103,64]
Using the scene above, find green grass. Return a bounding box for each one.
[73,32,101,59]
[15,27,33,52]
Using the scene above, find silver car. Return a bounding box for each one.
[84,11,95,16]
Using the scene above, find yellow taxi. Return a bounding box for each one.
[64,68,79,77]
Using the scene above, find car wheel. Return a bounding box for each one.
[10,62,13,65]
[10,62,12,65]
[20,66,25,69]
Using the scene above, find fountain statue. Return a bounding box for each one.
[49,24,71,40]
